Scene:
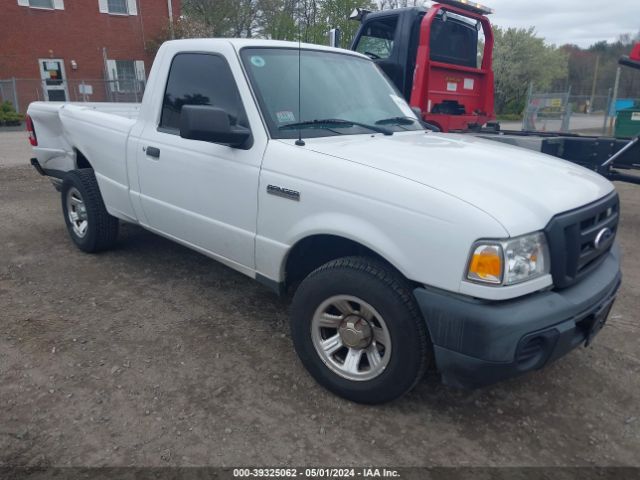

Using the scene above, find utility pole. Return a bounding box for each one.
[588,55,600,114]
[167,0,175,40]
[609,66,622,135]
[602,87,612,135]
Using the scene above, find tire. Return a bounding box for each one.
[61,168,119,253]
[290,256,431,404]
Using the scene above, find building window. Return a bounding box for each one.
[105,59,145,95]
[98,0,136,16]
[30,0,53,7]
[17,0,64,9]
[107,0,127,14]
[115,60,136,89]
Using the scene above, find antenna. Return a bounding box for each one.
[295,1,305,147]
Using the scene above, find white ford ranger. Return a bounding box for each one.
[27,39,621,404]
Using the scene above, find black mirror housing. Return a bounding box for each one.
[180,105,253,149]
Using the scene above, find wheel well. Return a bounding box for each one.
[75,149,92,170]
[284,235,395,291]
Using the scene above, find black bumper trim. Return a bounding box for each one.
[31,158,67,180]
[30,158,46,176]
[414,244,621,389]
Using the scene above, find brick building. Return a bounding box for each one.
[0,0,181,111]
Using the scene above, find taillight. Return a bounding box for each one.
[25,114,37,146]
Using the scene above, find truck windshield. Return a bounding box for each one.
[240,48,423,139]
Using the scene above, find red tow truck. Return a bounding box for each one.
[620,42,640,71]
[348,0,640,185]
[351,0,495,133]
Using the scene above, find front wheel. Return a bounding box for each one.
[61,169,119,253]
[290,257,431,404]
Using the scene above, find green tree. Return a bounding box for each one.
[321,0,376,47]
[492,26,568,114]
[181,0,259,37]
[180,0,378,45]
[256,0,298,40]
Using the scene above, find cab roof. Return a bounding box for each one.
[162,38,369,59]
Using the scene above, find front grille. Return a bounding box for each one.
[544,192,619,289]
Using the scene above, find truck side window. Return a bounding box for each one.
[355,17,398,60]
[159,53,247,132]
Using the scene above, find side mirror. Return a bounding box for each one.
[180,105,252,149]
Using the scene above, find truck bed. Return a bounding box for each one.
[29,102,139,173]
[29,102,141,221]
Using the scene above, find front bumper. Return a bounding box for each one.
[414,243,622,389]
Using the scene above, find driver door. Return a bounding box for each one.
[135,52,263,271]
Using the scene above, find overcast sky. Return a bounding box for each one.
[425,0,639,48]
[483,0,638,47]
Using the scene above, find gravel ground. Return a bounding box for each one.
[1,130,639,467]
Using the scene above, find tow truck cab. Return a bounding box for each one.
[619,42,640,71]
[351,0,495,132]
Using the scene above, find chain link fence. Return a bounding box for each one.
[570,94,612,115]
[522,86,614,135]
[0,78,145,113]
[522,90,573,132]
[0,79,20,111]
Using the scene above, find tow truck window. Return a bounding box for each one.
[159,53,247,133]
[354,17,398,60]
[429,14,478,68]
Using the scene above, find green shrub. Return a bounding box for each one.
[0,101,23,126]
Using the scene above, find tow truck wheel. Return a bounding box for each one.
[290,256,431,404]
[61,169,119,253]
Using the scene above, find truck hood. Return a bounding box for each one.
[294,131,615,236]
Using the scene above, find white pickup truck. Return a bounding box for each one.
[27,39,621,404]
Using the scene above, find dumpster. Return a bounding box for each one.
[615,104,640,138]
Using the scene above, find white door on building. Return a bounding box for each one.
[38,58,68,101]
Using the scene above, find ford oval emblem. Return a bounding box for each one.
[594,228,613,250]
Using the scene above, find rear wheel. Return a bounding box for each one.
[290,256,431,404]
[61,169,119,253]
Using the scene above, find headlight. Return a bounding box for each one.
[466,232,550,286]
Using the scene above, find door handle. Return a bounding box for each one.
[145,146,160,159]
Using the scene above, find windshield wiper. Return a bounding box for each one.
[376,115,440,132]
[375,116,419,126]
[279,118,393,136]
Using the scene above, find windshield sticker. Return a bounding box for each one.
[276,111,296,123]
[389,94,415,117]
[250,56,266,67]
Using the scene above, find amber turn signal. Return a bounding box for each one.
[467,244,503,284]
